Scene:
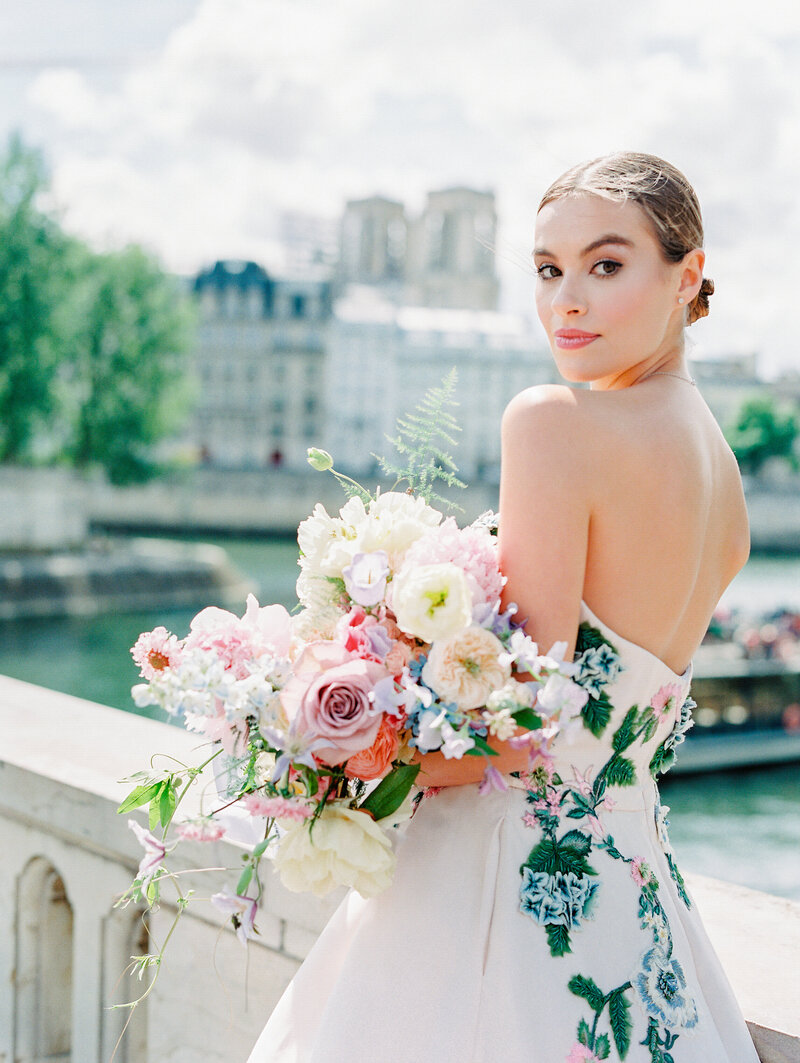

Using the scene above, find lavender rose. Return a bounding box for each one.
[280,642,388,765]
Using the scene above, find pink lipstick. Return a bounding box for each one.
[554,329,599,349]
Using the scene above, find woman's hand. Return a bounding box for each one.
[411,730,532,789]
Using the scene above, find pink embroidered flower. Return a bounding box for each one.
[280,642,389,765]
[242,794,314,821]
[630,855,647,887]
[177,817,226,842]
[523,811,539,828]
[566,1043,600,1063]
[651,683,684,721]
[131,626,182,680]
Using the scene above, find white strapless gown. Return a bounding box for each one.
[246,603,759,1062]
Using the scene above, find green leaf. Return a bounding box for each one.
[612,706,639,753]
[595,1032,611,1060]
[465,733,499,756]
[524,837,561,874]
[545,923,571,956]
[578,1019,591,1046]
[560,829,592,857]
[251,837,272,861]
[360,763,421,821]
[511,708,543,731]
[117,782,161,815]
[158,782,176,829]
[581,691,612,737]
[568,974,605,1012]
[604,756,636,787]
[236,866,253,895]
[640,715,658,743]
[609,988,633,1058]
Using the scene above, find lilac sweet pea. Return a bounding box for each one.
[128,819,166,888]
[342,551,390,607]
[211,888,259,946]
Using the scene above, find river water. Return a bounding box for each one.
[1,537,799,900]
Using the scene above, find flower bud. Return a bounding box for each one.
[307,447,334,472]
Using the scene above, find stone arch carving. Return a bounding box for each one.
[15,856,74,1061]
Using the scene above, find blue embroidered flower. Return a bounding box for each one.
[519,869,598,929]
[634,946,698,1030]
[574,643,623,697]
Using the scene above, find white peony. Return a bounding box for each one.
[272,802,396,898]
[391,562,473,642]
[422,625,511,710]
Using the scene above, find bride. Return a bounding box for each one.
[247,152,758,1062]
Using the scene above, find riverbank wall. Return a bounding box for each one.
[85,468,800,552]
[0,675,797,1062]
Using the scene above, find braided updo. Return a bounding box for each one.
[539,152,712,326]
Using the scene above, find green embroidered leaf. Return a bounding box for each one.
[581,691,612,737]
[568,974,605,1012]
[560,829,592,856]
[640,714,658,744]
[649,742,675,779]
[578,1019,591,1046]
[608,988,633,1058]
[575,622,607,653]
[566,807,588,819]
[524,837,561,874]
[545,923,571,956]
[595,1033,611,1060]
[611,706,639,752]
[604,756,636,787]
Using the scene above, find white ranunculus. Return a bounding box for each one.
[391,562,473,642]
[272,802,396,898]
[422,625,511,710]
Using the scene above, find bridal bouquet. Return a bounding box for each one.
[117,373,588,960]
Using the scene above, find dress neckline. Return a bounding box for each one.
[580,600,693,684]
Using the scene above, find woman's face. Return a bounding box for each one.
[533,194,688,388]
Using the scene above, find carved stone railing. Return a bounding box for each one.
[0,675,796,1062]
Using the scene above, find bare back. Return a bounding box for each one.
[499,381,750,677]
[572,382,748,673]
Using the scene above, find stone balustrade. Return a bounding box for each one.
[0,675,796,1062]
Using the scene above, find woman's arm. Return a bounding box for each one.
[498,386,592,658]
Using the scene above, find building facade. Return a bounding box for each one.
[191,261,332,470]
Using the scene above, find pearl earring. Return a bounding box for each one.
[678,297,685,305]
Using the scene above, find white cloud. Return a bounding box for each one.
[11,0,800,374]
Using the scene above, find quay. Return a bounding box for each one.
[0,676,797,1062]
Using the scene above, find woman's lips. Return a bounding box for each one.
[554,329,600,350]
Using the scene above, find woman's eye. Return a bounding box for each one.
[536,263,560,280]
[592,259,622,276]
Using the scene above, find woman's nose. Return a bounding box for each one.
[551,278,587,317]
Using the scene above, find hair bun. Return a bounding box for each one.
[688,276,714,325]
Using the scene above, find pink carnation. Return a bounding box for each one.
[651,683,684,721]
[242,794,314,821]
[177,818,226,842]
[400,518,504,610]
[131,626,182,680]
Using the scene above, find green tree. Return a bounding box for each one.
[727,395,799,475]
[0,132,194,482]
[0,133,70,461]
[63,245,194,485]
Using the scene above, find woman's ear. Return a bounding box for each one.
[677,248,705,304]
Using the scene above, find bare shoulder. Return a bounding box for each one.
[502,384,602,474]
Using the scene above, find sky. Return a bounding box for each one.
[2,0,800,378]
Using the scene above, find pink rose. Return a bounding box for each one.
[281,642,388,765]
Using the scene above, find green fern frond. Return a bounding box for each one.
[375,367,467,510]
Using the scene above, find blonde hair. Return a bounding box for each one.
[539,152,713,325]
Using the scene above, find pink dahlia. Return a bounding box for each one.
[131,626,182,680]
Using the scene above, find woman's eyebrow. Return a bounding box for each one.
[533,234,635,258]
